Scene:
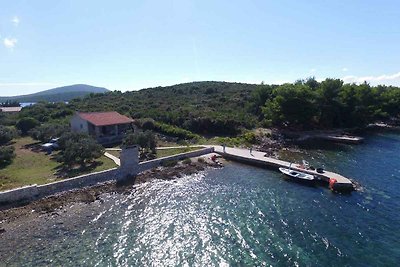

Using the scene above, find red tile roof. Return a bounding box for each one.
[77,112,133,126]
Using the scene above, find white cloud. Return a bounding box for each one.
[12,16,20,26]
[3,38,18,49]
[342,71,400,86]
[310,68,317,73]
[342,67,348,72]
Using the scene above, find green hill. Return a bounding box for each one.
[10,80,400,138]
[0,84,109,103]
[69,81,260,135]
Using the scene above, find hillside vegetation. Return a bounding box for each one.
[2,80,400,139]
[0,84,109,103]
[70,81,259,135]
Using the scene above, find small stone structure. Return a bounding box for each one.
[119,145,139,178]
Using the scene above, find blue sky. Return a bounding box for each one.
[0,0,399,96]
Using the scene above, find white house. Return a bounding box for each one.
[0,107,22,113]
[70,111,134,144]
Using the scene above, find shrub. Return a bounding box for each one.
[154,122,200,140]
[197,157,205,163]
[242,132,257,144]
[0,111,18,126]
[161,159,178,167]
[0,146,16,167]
[140,118,156,130]
[0,126,16,146]
[182,158,192,164]
[16,117,40,135]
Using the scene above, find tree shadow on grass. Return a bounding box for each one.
[22,141,43,152]
[0,160,13,169]
[52,161,105,178]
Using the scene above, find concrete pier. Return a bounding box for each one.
[213,146,355,192]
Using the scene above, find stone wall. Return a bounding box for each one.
[0,185,39,205]
[137,147,214,173]
[0,147,214,206]
[0,168,118,206]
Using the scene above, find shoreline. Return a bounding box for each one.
[255,124,400,159]
[0,157,222,227]
[2,128,398,230]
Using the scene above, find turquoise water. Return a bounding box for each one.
[2,133,400,266]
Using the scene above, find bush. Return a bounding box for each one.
[16,117,40,135]
[154,122,200,140]
[0,111,18,126]
[0,126,16,145]
[182,158,192,164]
[0,146,16,167]
[197,157,205,163]
[140,118,156,130]
[242,132,257,144]
[161,159,178,167]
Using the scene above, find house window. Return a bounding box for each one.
[80,124,83,129]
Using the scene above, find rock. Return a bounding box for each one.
[0,228,5,234]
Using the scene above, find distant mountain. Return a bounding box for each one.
[0,84,109,103]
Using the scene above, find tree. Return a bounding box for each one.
[305,77,320,90]
[250,84,273,115]
[262,84,318,128]
[123,131,156,152]
[58,132,104,167]
[29,123,69,142]
[0,126,16,146]
[16,117,40,135]
[381,87,400,118]
[317,79,343,128]
[0,146,15,167]
[339,82,383,127]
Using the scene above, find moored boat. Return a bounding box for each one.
[279,167,316,184]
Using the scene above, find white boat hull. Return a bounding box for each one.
[279,167,315,184]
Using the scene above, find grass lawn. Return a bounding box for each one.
[105,146,204,160]
[106,150,121,158]
[0,137,117,191]
[156,146,204,158]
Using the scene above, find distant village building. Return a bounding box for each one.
[0,107,22,113]
[70,111,134,144]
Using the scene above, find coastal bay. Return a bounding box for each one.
[1,133,399,266]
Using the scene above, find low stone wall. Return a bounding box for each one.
[0,185,39,205]
[36,168,119,198]
[0,147,215,206]
[138,147,214,173]
[0,168,119,206]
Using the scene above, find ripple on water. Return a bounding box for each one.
[1,133,400,266]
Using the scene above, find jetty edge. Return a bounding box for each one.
[210,146,355,192]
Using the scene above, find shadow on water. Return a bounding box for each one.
[291,139,354,152]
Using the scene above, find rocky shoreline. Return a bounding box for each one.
[0,156,222,228]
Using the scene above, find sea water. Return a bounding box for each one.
[1,133,399,266]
